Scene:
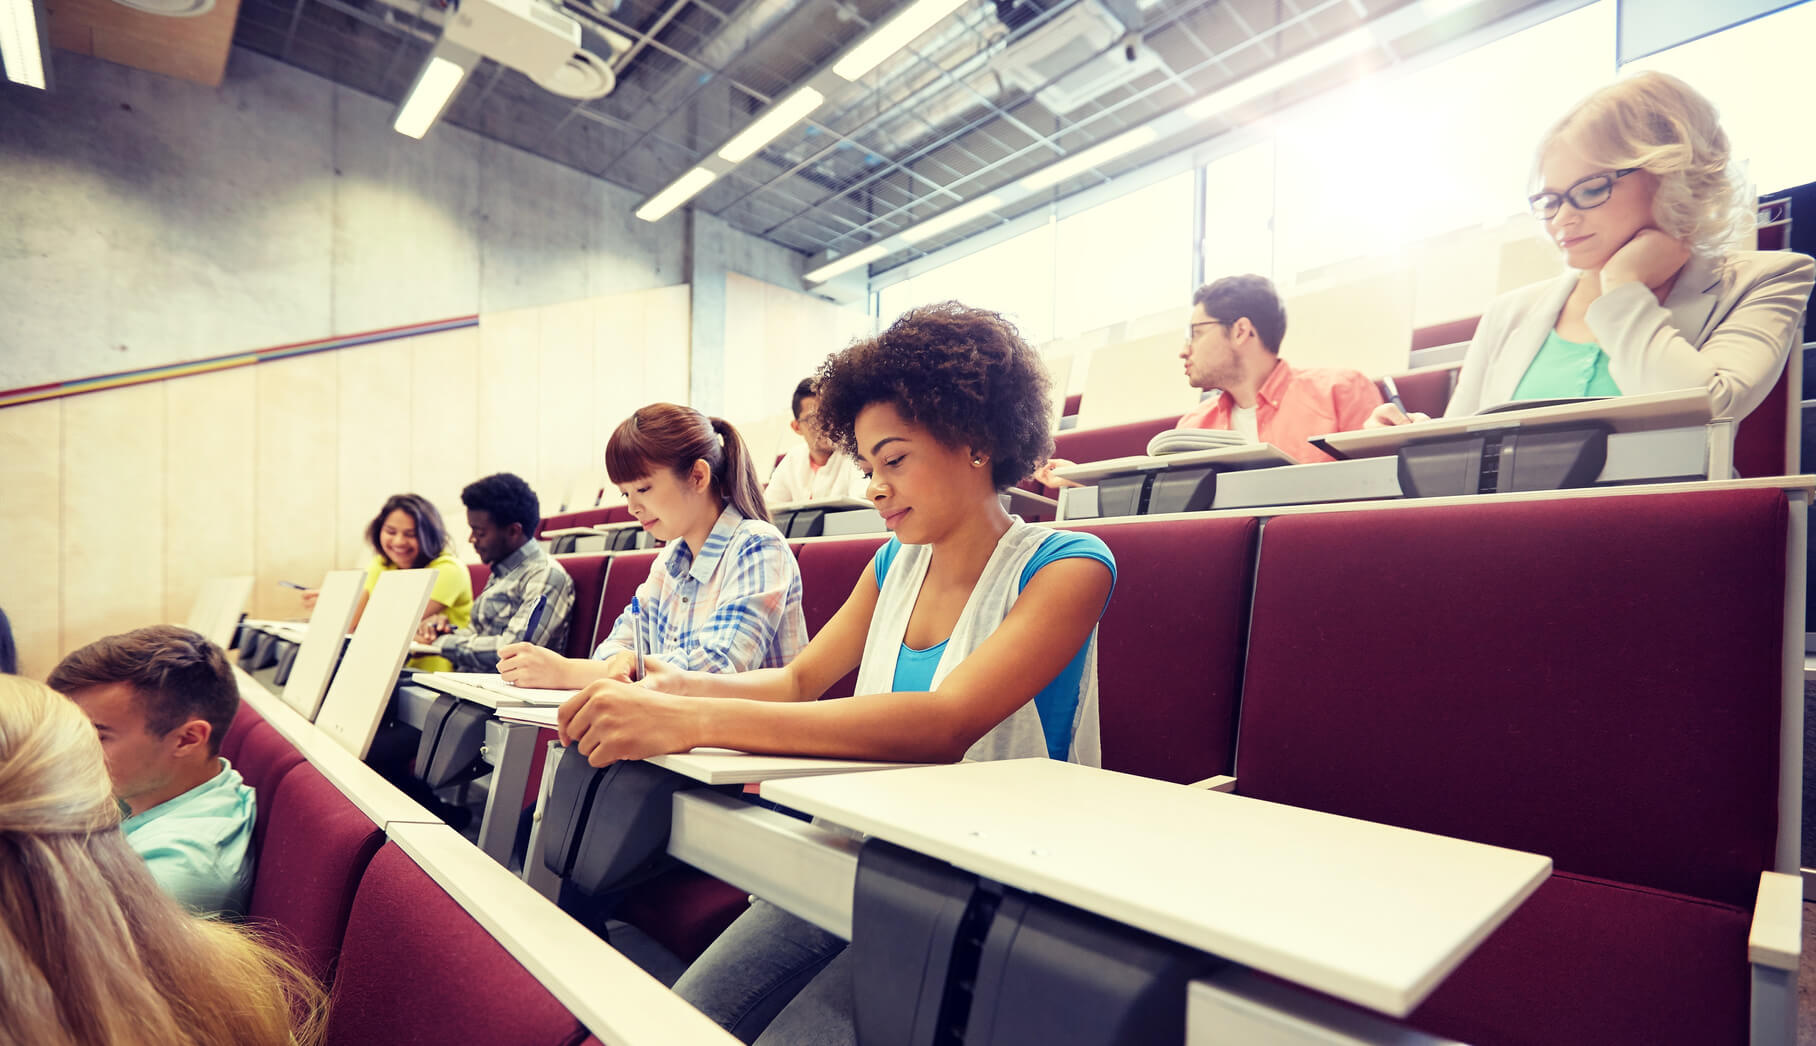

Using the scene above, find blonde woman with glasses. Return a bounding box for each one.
[0,674,326,1046]
[1370,71,1814,424]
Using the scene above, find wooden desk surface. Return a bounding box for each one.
[648,748,924,785]
[764,759,1550,1018]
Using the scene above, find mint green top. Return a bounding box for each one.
[1512,329,1623,400]
[121,759,256,916]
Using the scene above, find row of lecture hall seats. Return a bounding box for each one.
[349,480,1806,1044]
[219,702,647,1046]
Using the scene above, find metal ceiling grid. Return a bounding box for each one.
[226,0,1555,266]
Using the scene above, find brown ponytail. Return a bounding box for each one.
[606,404,772,525]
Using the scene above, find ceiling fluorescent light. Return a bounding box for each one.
[1019,126,1161,192]
[0,0,46,90]
[719,87,825,163]
[1185,27,1375,121]
[636,166,718,222]
[394,54,472,139]
[805,243,889,284]
[833,0,968,81]
[901,194,1004,244]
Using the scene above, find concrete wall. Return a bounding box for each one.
[0,45,804,411]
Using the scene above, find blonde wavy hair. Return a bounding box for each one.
[0,675,326,1046]
[1538,71,1750,260]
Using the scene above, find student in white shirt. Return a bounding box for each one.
[764,377,869,504]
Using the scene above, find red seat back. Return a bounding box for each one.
[467,561,491,596]
[553,553,611,659]
[1237,489,1787,908]
[794,536,889,699]
[593,550,661,650]
[1052,414,1178,466]
[247,764,384,983]
[1074,517,1258,783]
[324,844,585,1046]
[1734,358,1794,477]
[1411,315,1480,351]
[233,721,306,844]
[221,701,265,765]
[537,506,632,537]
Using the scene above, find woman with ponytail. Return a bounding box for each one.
[0,675,326,1046]
[498,403,807,687]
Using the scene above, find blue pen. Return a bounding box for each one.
[522,594,549,646]
[629,595,644,682]
[1382,375,1408,415]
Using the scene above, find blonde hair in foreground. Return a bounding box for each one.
[1540,70,1750,260]
[0,675,325,1046]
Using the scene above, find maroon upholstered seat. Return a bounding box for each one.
[553,552,611,659]
[1074,516,1257,784]
[233,721,307,843]
[1411,315,1481,351]
[220,700,265,764]
[1375,364,1460,419]
[467,561,491,596]
[1735,361,1792,478]
[1407,872,1749,1046]
[795,535,889,700]
[1062,392,1082,418]
[537,505,633,537]
[325,843,587,1046]
[592,550,661,650]
[247,764,384,983]
[1052,414,1178,466]
[1236,489,1788,1041]
[616,869,751,963]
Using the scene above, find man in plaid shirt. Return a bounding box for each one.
[420,473,574,670]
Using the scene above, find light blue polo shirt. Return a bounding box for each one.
[121,759,256,916]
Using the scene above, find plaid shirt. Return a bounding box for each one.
[594,506,807,674]
[437,539,574,671]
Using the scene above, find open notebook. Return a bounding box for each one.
[1145,428,1254,456]
[430,671,578,707]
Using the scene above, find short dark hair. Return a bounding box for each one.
[790,378,817,420]
[461,473,540,538]
[814,302,1053,492]
[48,625,238,756]
[365,494,450,568]
[1193,275,1287,354]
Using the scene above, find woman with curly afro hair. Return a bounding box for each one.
[553,303,1117,1045]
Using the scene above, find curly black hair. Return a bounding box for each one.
[461,472,541,538]
[814,302,1053,491]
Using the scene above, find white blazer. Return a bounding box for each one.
[1446,249,1815,420]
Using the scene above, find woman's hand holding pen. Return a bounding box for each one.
[557,680,703,767]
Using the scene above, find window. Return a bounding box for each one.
[1052,170,1195,338]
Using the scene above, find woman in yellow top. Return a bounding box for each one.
[306,493,473,671]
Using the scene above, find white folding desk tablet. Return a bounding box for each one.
[234,668,443,831]
[314,569,437,759]
[1052,444,1296,521]
[769,496,884,538]
[753,759,1549,1045]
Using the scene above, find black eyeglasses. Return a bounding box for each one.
[1528,168,1638,220]
[1187,319,1228,341]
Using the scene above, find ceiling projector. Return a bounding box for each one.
[444,0,619,100]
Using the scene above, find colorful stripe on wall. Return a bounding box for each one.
[0,315,480,410]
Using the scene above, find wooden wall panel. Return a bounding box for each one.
[255,353,339,620]
[62,384,166,654]
[592,289,649,500]
[408,327,480,558]
[643,285,692,408]
[336,338,414,572]
[1285,271,1415,378]
[165,368,256,626]
[475,307,542,488]
[0,401,63,677]
[536,299,597,513]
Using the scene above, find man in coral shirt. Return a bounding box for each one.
[1177,275,1383,463]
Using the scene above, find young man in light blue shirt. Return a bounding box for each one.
[51,624,255,916]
